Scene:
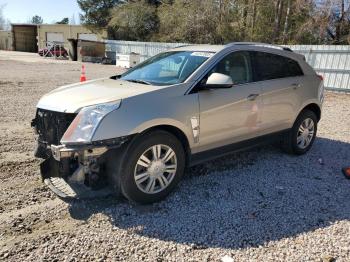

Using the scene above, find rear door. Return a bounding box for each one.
[197,51,263,151]
[251,51,304,134]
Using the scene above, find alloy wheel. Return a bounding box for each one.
[134,144,177,194]
[296,118,315,149]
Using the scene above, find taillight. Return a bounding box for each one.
[317,74,324,81]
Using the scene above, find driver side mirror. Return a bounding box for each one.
[203,73,233,89]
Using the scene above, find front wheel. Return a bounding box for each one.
[282,110,318,155]
[120,130,185,204]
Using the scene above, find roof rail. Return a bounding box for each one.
[226,42,293,52]
[173,44,192,49]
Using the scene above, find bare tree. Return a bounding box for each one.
[307,0,350,44]
[272,0,284,42]
[102,0,350,44]
[282,0,291,43]
[335,0,348,43]
[250,0,257,40]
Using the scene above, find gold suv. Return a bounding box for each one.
[32,43,324,203]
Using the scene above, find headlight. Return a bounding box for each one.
[61,100,121,144]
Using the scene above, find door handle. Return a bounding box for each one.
[247,94,259,101]
[292,83,301,89]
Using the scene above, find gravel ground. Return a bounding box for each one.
[0,51,350,262]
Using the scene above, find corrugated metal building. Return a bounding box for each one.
[0,30,13,50]
[10,24,106,53]
[37,24,107,50]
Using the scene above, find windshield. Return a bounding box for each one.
[120,51,214,86]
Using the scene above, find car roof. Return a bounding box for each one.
[168,42,304,61]
[168,45,225,53]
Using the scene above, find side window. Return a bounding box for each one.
[253,52,303,81]
[287,59,304,77]
[208,51,253,85]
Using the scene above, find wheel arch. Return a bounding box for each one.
[300,103,321,122]
[138,125,192,167]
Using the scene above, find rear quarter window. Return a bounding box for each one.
[252,51,303,81]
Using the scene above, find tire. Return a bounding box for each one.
[119,130,185,204]
[282,109,318,155]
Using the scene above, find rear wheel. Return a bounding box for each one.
[282,110,318,155]
[120,130,185,204]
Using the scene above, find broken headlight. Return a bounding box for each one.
[60,100,121,144]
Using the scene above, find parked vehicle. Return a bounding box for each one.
[38,45,68,57]
[32,42,324,204]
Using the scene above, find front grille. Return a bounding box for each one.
[34,109,77,145]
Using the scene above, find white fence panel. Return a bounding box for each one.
[286,45,350,92]
[105,41,350,92]
[105,40,188,62]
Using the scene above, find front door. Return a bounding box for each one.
[197,51,263,152]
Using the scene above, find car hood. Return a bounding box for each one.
[36,78,163,113]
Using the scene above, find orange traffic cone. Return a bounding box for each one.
[343,167,350,179]
[80,64,87,82]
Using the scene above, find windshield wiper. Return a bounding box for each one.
[125,79,152,85]
[110,74,122,80]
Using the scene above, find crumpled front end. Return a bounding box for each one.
[31,108,129,199]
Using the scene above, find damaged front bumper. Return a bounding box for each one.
[31,108,130,199]
[50,144,108,162]
[38,137,130,199]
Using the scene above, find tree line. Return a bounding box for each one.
[78,0,350,44]
[29,15,75,25]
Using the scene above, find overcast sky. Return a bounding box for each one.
[0,0,82,24]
